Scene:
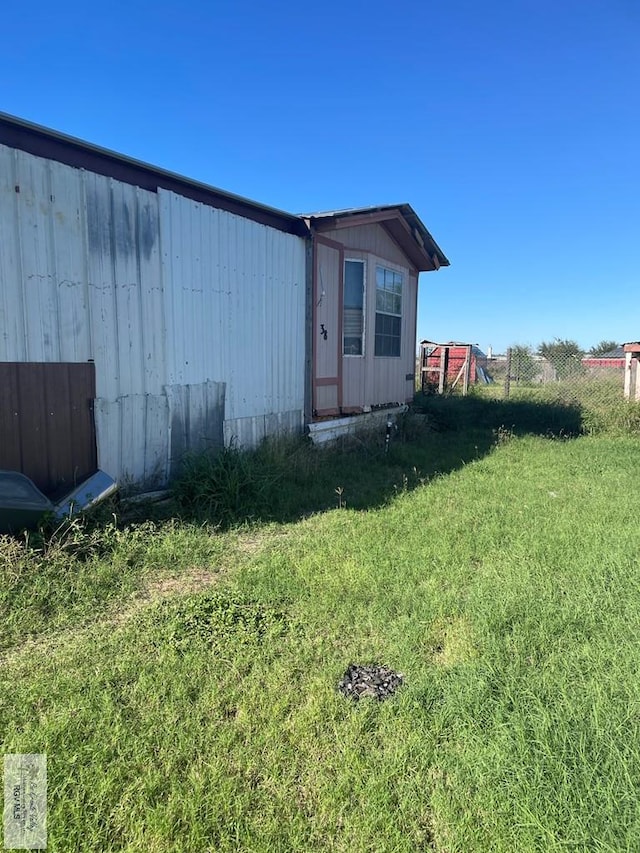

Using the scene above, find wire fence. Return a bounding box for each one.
[417,342,640,435]
[482,347,626,409]
[418,344,632,406]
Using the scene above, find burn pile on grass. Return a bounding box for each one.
[337,664,404,701]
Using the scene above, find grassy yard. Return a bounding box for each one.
[2,403,640,851]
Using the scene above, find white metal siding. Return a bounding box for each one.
[0,146,169,485]
[0,144,307,487]
[159,189,306,428]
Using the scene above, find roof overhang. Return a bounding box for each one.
[302,204,449,272]
[0,112,309,236]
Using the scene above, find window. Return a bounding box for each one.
[343,260,365,355]
[374,266,402,357]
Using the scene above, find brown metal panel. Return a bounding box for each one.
[0,364,21,471]
[16,363,49,490]
[0,361,97,495]
[43,364,73,491]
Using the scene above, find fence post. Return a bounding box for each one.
[462,344,472,396]
[438,347,447,395]
[504,347,512,399]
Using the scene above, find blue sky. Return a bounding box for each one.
[2,0,638,353]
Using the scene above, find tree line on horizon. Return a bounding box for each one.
[506,339,620,382]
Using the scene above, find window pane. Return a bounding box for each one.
[374,266,402,355]
[374,312,401,357]
[343,308,363,336]
[344,261,364,309]
[343,260,364,356]
[375,266,402,315]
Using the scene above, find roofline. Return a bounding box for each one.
[420,340,479,347]
[302,204,449,272]
[0,112,308,236]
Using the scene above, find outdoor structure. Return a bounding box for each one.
[0,113,448,493]
[623,342,640,401]
[419,341,487,394]
[582,346,626,374]
[305,209,448,417]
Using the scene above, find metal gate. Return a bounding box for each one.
[0,362,97,496]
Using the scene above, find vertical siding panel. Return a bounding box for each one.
[15,152,60,361]
[94,399,120,480]
[16,363,48,486]
[0,148,27,361]
[159,189,176,386]
[136,187,164,395]
[111,179,144,396]
[85,172,119,402]
[193,199,206,383]
[0,364,21,470]
[209,206,226,384]
[160,189,305,444]
[50,161,90,362]
[43,364,73,490]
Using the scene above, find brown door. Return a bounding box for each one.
[313,237,343,416]
[0,362,97,496]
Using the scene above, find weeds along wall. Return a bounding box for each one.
[0,144,307,488]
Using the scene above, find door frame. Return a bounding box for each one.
[312,234,344,417]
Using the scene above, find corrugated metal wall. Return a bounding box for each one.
[0,144,307,487]
[159,189,306,446]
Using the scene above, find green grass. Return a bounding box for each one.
[465,375,640,436]
[2,411,640,851]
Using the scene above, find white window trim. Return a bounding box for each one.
[343,258,366,358]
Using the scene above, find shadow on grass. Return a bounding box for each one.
[2,393,582,576]
[168,394,582,529]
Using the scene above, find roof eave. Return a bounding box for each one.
[304,205,449,272]
[0,112,309,236]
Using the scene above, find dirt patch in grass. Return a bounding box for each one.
[140,567,220,600]
[429,615,477,668]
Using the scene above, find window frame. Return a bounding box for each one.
[374,264,403,358]
[342,257,366,358]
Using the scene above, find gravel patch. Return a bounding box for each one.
[337,663,404,701]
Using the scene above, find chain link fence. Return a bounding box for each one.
[476,346,629,418]
[418,343,627,404]
[416,342,640,434]
[490,347,620,400]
